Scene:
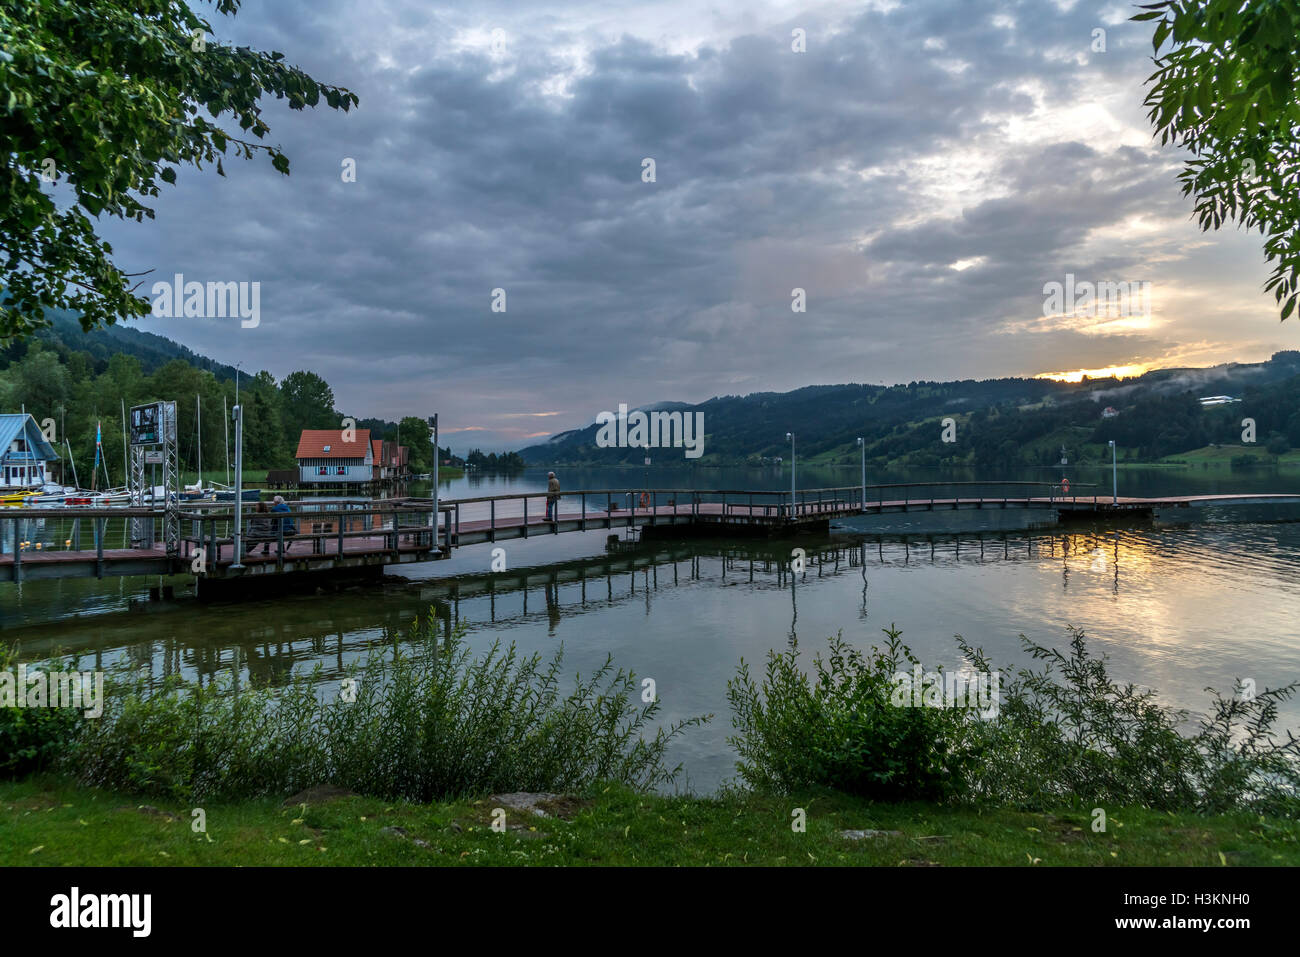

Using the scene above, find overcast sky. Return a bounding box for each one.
[101,0,1297,451]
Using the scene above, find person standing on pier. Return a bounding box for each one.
[546,472,561,521]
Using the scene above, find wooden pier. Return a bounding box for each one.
[2,483,1299,594]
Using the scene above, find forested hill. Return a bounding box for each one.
[0,309,448,475]
[519,352,1300,468]
[7,310,243,380]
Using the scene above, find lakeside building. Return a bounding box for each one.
[371,439,411,481]
[295,429,374,484]
[0,413,60,489]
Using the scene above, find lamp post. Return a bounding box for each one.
[230,402,244,569]
[1108,439,1117,505]
[786,431,796,518]
[857,437,865,512]
[429,414,439,545]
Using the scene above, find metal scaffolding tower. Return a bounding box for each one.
[128,400,179,554]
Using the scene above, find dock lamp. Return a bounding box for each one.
[429,414,439,544]
[230,403,244,569]
[786,432,795,518]
[857,437,865,512]
[1108,439,1118,505]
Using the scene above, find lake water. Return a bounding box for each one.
[4,464,1300,793]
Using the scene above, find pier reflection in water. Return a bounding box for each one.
[6,520,1300,792]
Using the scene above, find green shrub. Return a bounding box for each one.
[71,614,708,802]
[957,627,1300,815]
[0,643,84,779]
[727,627,980,801]
[729,625,1300,815]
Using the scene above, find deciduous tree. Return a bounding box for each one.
[0,0,358,339]
[1136,0,1300,320]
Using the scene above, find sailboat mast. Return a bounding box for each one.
[64,438,79,490]
[120,398,128,489]
[196,393,202,487]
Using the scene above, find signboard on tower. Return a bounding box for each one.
[130,403,162,446]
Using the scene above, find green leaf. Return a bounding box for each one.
[0,0,358,340]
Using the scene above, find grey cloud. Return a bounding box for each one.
[94,0,1287,450]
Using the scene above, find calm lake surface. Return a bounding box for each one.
[4,464,1300,793]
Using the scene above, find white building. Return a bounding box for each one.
[0,413,60,489]
[295,428,374,484]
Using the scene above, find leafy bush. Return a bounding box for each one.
[957,627,1300,816]
[727,627,979,801]
[729,625,1300,815]
[71,615,707,802]
[0,643,84,779]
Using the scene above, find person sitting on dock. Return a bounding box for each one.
[546,472,561,521]
[245,501,275,556]
[271,495,297,551]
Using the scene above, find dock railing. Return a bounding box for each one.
[176,499,448,570]
[1,480,1104,575]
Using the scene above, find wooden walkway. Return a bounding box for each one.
[3,485,1299,586]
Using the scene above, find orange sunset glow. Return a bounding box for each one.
[1033,364,1151,383]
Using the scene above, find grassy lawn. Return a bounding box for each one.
[1158,445,1300,466]
[3,777,1297,866]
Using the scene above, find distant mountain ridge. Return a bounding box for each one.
[519,352,1300,467]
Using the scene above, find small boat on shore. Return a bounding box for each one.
[212,487,261,502]
[1,489,39,507]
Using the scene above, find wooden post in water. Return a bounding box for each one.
[12,518,21,583]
